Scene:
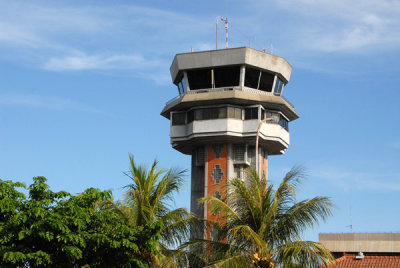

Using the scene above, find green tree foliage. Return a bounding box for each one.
[185,167,335,268]
[0,176,161,268]
[121,155,200,267]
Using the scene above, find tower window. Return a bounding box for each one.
[274,77,284,96]
[244,67,260,89]
[213,66,240,88]
[258,71,274,92]
[280,116,289,131]
[244,107,258,120]
[187,68,212,90]
[228,107,242,119]
[172,112,186,125]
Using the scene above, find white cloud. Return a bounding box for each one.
[0,1,207,79]
[274,0,400,52]
[0,94,103,114]
[43,52,162,71]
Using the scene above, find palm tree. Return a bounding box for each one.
[187,167,334,268]
[119,154,197,267]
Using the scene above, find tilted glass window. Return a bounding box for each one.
[258,71,274,92]
[244,67,260,89]
[187,68,212,90]
[274,77,284,96]
[280,116,289,131]
[213,66,240,88]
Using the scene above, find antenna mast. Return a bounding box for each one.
[216,16,229,49]
[216,17,219,50]
[223,17,228,48]
[347,205,354,232]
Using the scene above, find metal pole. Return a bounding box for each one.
[255,117,272,177]
[225,17,228,48]
[216,16,219,50]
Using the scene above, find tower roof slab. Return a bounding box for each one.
[170,47,292,83]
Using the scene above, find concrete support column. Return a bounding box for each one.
[239,65,245,87]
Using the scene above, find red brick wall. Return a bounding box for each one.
[206,144,227,240]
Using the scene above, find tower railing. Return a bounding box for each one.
[165,87,295,108]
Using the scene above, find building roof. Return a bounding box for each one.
[328,253,400,268]
[170,47,292,83]
[319,233,400,253]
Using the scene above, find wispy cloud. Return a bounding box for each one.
[311,167,400,192]
[275,0,400,52]
[0,94,103,114]
[43,52,162,71]
[0,1,208,80]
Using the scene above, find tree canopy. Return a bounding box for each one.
[0,176,161,268]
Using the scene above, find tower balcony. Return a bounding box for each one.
[170,115,289,155]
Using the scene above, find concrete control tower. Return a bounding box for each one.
[161,47,298,238]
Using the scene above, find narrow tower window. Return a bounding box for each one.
[244,67,260,89]
[274,77,284,96]
[258,71,275,92]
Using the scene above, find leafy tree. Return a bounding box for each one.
[185,167,334,268]
[0,176,161,267]
[121,155,199,267]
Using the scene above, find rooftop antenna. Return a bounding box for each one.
[347,205,354,232]
[216,16,229,49]
[222,17,228,48]
[216,16,219,49]
[270,43,273,54]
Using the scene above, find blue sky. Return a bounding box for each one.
[1,0,399,241]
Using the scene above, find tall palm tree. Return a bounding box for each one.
[187,167,334,268]
[119,154,197,267]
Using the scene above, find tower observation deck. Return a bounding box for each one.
[161,47,298,239]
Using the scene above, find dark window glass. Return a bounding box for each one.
[172,112,186,125]
[193,107,228,120]
[203,108,217,120]
[261,109,265,119]
[214,66,240,88]
[274,77,284,96]
[244,107,258,120]
[194,109,202,120]
[244,67,260,89]
[259,71,274,92]
[279,115,289,131]
[187,110,194,123]
[187,69,212,90]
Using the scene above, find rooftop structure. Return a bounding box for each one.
[161,47,298,239]
[319,233,400,267]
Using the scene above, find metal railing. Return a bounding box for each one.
[165,87,294,108]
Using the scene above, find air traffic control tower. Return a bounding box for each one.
[161,47,298,238]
